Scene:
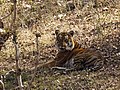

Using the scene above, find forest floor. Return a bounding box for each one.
[0,0,120,90]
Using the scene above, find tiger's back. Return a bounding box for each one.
[71,48,103,71]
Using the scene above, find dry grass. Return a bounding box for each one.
[0,0,120,90]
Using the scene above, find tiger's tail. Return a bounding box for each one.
[39,60,56,68]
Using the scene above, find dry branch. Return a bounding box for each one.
[12,0,23,90]
[1,7,14,20]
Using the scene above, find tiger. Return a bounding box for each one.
[39,30,104,71]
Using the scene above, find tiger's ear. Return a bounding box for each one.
[55,30,60,35]
[69,30,74,36]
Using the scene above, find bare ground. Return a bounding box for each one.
[0,0,120,90]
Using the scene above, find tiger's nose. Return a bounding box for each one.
[59,42,67,49]
[63,42,67,46]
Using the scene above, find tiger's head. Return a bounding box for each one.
[55,30,75,52]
